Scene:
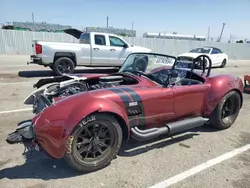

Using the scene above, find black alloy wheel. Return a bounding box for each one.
[64,113,122,172]
[74,122,114,163]
[220,93,240,124]
[210,90,241,129]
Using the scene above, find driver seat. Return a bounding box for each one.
[177,78,203,86]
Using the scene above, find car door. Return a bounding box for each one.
[172,83,210,119]
[127,87,175,128]
[215,48,224,63]
[90,34,111,66]
[210,48,222,65]
[108,35,132,66]
[78,33,91,65]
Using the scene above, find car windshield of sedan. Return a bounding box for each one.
[189,47,211,54]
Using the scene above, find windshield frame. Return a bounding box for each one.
[119,52,177,70]
[189,47,212,54]
[118,52,178,85]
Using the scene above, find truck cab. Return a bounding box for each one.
[79,32,150,66]
[28,30,151,75]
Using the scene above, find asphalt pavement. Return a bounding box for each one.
[0,55,250,188]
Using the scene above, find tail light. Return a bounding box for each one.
[35,44,42,54]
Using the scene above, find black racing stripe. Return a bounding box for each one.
[120,88,142,101]
[107,88,131,103]
[107,88,137,126]
[119,88,146,126]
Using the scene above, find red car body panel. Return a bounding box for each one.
[32,68,243,159]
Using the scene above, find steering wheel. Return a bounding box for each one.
[153,68,182,86]
[132,56,148,72]
[193,54,212,76]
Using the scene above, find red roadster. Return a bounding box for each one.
[7,52,243,172]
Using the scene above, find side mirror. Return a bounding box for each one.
[123,44,129,48]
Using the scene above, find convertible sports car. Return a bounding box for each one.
[177,46,228,69]
[6,52,243,173]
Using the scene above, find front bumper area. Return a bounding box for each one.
[6,120,35,144]
[27,55,44,65]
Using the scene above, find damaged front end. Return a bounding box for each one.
[6,119,42,152]
[25,75,89,114]
[6,119,34,144]
[6,75,89,145]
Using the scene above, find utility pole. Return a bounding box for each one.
[207,27,210,41]
[32,13,35,23]
[217,23,226,42]
[132,21,134,30]
[106,16,109,28]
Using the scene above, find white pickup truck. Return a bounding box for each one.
[28,29,151,75]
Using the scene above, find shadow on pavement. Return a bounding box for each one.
[119,123,220,157]
[18,68,119,78]
[119,133,199,157]
[0,123,219,180]
[0,141,84,180]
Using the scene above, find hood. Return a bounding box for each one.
[131,46,152,53]
[33,73,109,89]
[178,52,207,58]
[63,28,83,39]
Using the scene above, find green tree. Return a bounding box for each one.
[236,40,244,43]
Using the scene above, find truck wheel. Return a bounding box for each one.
[64,113,123,172]
[49,65,54,71]
[209,91,241,129]
[53,57,75,76]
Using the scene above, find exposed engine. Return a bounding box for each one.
[89,75,123,90]
[51,75,124,96]
[35,75,125,101]
[25,74,136,114]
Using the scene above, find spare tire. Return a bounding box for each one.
[53,57,75,76]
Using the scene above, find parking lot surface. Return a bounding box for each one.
[0,55,250,188]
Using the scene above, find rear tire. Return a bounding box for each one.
[64,113,123,172]
[53,57,75,76]
[220,59,227,68]
[210,91,241,129]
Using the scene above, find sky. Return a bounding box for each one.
[1,0,249,41]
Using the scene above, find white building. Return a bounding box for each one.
[143,32,206,41]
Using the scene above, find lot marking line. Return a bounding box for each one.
[0,108,32,114]
[0,81,35,85]
[149,144,250,188]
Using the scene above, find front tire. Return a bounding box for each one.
[64,113,123,172]
[210,91,241,129]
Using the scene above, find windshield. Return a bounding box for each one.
[189,47,211,54]
[119,53,176,73]
[118,53,184,85]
